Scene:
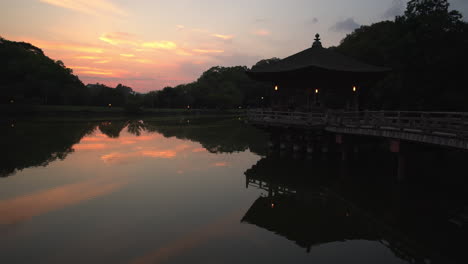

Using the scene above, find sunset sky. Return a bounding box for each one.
[1,0,467,92]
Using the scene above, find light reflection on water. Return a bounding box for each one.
[0,117,467,264]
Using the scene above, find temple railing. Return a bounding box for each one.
[247,110,325,127]
[328,111,468,139]
[247,109,468,149]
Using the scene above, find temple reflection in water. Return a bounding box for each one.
[242,152,468,264]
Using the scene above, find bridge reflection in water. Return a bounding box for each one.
[242,151,468,264]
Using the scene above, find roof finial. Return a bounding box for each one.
[312,33,322,48]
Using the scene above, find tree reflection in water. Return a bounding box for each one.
[0,117,267,177]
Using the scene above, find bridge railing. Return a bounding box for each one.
[248,110,325,126]
[328,111,468,139]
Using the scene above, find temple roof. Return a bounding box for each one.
[249,34,390,74]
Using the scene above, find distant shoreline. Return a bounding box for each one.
[1,104,245,117]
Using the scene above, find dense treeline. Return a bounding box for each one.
[0,37,87,105]
[0,37,142,108]
[2,0,467,111]
[336,0,468,110]
[142,66,270,109]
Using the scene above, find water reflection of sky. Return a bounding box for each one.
[0,119,419,264]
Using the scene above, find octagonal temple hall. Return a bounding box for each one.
[246,34,390,111]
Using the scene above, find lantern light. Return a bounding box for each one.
[274,85,278,91]
[315,89,319,94]
[353,86,357,92]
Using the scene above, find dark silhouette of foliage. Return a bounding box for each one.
[142,66,270,109]
[336,0,468,110]
[0,37,88,105]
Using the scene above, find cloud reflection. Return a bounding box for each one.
[129,209,244,264]
[0,178,128,225]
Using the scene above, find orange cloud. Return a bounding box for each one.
[140,150,177,158]
[192,49,224,54]
[74,55,104,60]
[0,178,128,225]
[129,209,244,264]
[94,60,111,64]
[192,148,207,153]
[100,32,138,46]
[73,143,107,150]
[253,29,271,36]
[69,65,127,77]
[101,149,177,164]
[120,54,135,57]
[39,0,128,17]
[30,40,104,53]
[213,162,229,167]
[212,34,234,40]
[132,58,155,64]
[142,41,177,50]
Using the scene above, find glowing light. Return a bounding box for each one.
[108,103,112,107]
[315,89,319,94]
[187,105,190,109]
[271,203,275,208]
[261,97,264,100]
[353,86,357,92]
[275,85,278,91]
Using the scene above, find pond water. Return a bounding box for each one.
[0,117,467,264]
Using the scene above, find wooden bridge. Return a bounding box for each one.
[247,110,468,150]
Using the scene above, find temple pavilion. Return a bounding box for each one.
[247,34,390,111]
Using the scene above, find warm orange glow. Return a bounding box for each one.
[192,148,207,153]
[101,149,178,164]
[0,178,128,225]
[211,34,234,40]
[254,29,271,36]
[213,162,229,167]
[29,39,104,53]
[129,209,244,264]
[141,150,177,158]
[275,85,279,91]
[74,144,107,150]
[39,0,128,17]
[81,70,114,76]
[142,41,177,50]
[315,88,319,94]
[192,49,224,54]
[353,86,357,92]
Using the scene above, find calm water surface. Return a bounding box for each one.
[0,117,467,264]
